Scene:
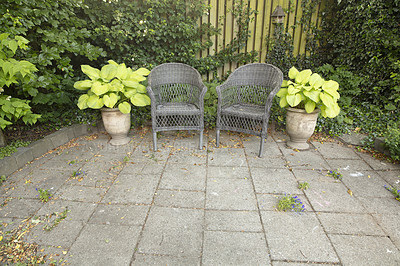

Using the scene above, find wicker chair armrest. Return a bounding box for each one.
[263,76,283,115]
[146,86,158,105]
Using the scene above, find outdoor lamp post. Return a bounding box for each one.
[271,5,285,24]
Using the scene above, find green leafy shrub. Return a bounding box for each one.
[203,82,219,128]
[385,126,400,161]
[0,140,30,159]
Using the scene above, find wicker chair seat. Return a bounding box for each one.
[155,103,200,114]
[221,104,264,119]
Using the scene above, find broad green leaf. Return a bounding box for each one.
[303,86,313,91]
[288,67,299,80]
[109,79,123,91]
[107,60,119,66]
[87,95,104,109]
[8,40,18,54]
[91,81,109,96]
[281,80,289,88]
[103,93,118,108]
[81,65,100,80]
[322,80,340,100]
[100,64,117,81]
[319,92,334,108]
[295,69,312,85]
[286,93,302,107]
[74,80,92,90]
[276,88,288,98]
[0,117,12,130]
[0,33,9,41]
[122,80,140,88]
[303,89,321,103]
[116,64,128,80]
[309,73,324,89]
[279,96,289,108]
[127,72,146,82]
[136,84,147,93]
[134,67,150,76]
[77,94,89,110]
[288,85,300,95]
[118,101,131,114]
[124,88,137,98]
[131,94,151,106]
[321,104,340,118]
[305,100,316,113]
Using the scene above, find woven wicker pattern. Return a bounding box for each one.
[147,63,207,151]
[216,63,283,157]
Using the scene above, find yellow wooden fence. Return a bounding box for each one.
[198,0,324,77]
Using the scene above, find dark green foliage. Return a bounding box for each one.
[385,125,400,161]
[203,82,219,128]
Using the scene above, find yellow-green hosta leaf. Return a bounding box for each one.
[77,94,89,110]
[303,85,313,91]
[91,81,109,96]
[322,80,340,100]
[116,64,128,80]
[276,88,288,98]
[81,65,100,80]
[107,60,118,66]
[122,80,141,88]
[320,92,335,108]
[281,80,289,88]
[295,69,312,85]
[136,84,147,93]
[321,104,340,118]
[279,96,289,108]
[286,93,302,107]
[288,85,301,95]
[103,93,119,108]
[288,67,299,80]
[109,79,123,91]
[305,100,316,113]
[124,88,137,98]
[127,72,146,82]
[100,64,117,81]
[87,95,104,109]
[118,102,131,114]
[131,93,151,106]
[74,80,92,90]
[303,89,321,103]
[309,73,324,89]
[134,67,150,77]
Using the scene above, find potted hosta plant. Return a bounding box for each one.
[276,67,340,150]
[74,60,151,145]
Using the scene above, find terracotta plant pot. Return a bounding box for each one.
[286,107,320,150]
[101,108,131,145]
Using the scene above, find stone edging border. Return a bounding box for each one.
[0,123,104,177]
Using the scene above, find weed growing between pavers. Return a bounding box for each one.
[0,175,6,184]
[384,185,400,202]
[36,188,53,203]
[298,182,310,190]
[277,194,306,213]
[43,209,70,232]
[327,170,343,180]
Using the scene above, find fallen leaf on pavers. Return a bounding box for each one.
[25,179,32,184]
[347,189,353,196]
[181,168,188,171]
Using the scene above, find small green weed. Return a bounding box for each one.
[384,185,400,202]
[277,194,305,213]
[327,170,343,180]
[71,170,85,177]
[0,175,6,184]
[43,209,70,231]
[36,188,52,203]
[298,182,310,190]
[123,156,130,162]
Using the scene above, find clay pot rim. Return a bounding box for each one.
[287,107,320,114]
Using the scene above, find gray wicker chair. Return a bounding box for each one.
[216,63,283,157]
[147,63,207,151]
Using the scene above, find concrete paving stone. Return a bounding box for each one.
[261,211,339,263]
[207,165,249,179]
[14,147,34,169]
[154,189,205,209]
[272,262,335,266]
[208,148,247,167]
[173,132,208,150]
[372,213,400,249]
[341,170,391,198]
[137,206,203,257]
[281,148,330,170]
[356,152,400,171]
[132,254,200,266]
[89,203,149,226]
[26,220,84,247]
[48,145,97,162]
[210,131,243,149]
[101,176,159,204]
[317,213,385,236]
[0,217,24,232]
[115,171,160,187]
[168,148,208,165]
[376,169,400,188]
[206,178,258,211]
[358,196,400,214]
[57,185,107,202]
[304,182,366,213]
[66,224,141,265]
[35,200,97,222]
[311,141,359,159]
[326,158,373,171]
[247,156,287,169]
[119,161,165,176]
[205,210,263,232]
[257,194,311,212]
[329,234,400,265]
[160,163,206,191]
[292,169,341,184]
[35,245,68,264]
[37,158,80,171]
[202,231,270,265]
[242,136,282,158]
[0,155,18,177]
[251,168,301,194]
[66,171,115,188]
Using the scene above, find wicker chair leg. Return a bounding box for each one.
[258,137,264,158]
[199,130,203,150]
[153,131,157,152]
[216,129,220,148]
